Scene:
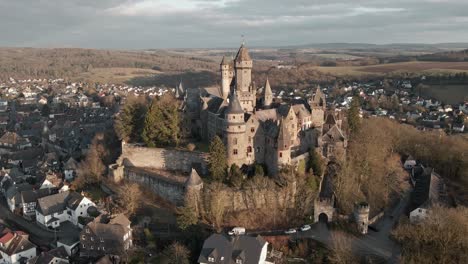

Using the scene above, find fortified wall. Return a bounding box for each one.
[202,181,297,213]
[109,142,208,204]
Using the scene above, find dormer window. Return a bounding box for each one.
[236,259,243,264]
[208,257,215,262]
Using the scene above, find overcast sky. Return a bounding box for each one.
[1,0,467,49]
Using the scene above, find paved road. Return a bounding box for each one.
[248,191,410,263]
[0,197,76,247]
[305,192,409,263]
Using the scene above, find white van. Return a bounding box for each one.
[228,227,246,236]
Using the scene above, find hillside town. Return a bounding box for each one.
[0,43,465,264]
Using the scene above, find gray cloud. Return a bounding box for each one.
[0,0,467,48]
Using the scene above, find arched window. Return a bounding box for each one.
[279,152,282,158]
[247,146,252,153]
[233,138,238,145]
[233,149,238,155]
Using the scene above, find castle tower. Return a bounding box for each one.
[220,56,232,99]
[225,91,247,167]
[234,44,253,93]
[263,78,273,108]
[277,118,291,166]
[185,168,204,216]
[309,86,326,127]
[354,202,370,234]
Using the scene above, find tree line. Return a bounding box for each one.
[115,93,181,147]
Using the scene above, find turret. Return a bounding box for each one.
[263,78,273,108]
[234,44,253,93]
[220,56,232,99]
[310,86,326,127]
[277,118,291,166]
[354,202,370,234]
[176,80,184,99]
[225,91,246,167]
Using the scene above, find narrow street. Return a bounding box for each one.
[0,197,77,247]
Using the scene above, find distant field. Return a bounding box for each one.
[312,61,468,77]
[312,53,364,60]
[420,84,468,104]
[361,61,468,73]
[77,67,161,84]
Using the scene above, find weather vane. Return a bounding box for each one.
[241,35,245,45]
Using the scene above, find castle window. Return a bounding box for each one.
[279,152,282,158]
[234,138,238,145]
[233,116,235,119]
[251,128,255,133]
[233,149,238,155]
[248,136,251,143]
[247,146,252,153]
[256,147,260,153]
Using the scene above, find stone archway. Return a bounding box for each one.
[313,198,335,223]
[318,212,329,223]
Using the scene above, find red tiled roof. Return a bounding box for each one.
[0,232,14,244]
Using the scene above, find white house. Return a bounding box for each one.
[35,191,96,229]
[403,155,417,170]
[198,234,271,264]
[0,231,37,264]
[63,157,78,181]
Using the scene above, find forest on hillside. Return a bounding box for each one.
[0,48,218,81]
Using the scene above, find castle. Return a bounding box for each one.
[179,43,347,175]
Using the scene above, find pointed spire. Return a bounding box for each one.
[175,84,180,98]
[220,56,229,66]
[226,90,244,114]
[178,80,184,94]
[235,44,251,62]
[185,168,203,187]
[264,78,272,96]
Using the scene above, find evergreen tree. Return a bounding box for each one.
[208,136,227,182]
[309,149,325,176]
[347,96,361,135]
[228,164,243,188]
[142,99,163,147]
[176,205,198,231]
[254,164,265,177]
[115,98,147,142]
[141,95,180,147]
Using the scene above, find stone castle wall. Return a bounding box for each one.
[125,167,186,205]
[203,181,297,213]
[118,142,208,173]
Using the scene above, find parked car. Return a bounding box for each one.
[300,225,311,231]
[228,227,246,236]
[285,228,297,234]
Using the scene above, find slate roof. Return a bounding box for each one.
[185,168,203,187]
[27,246,68,264]
[21,188,57,204]
[220,56,230,66]
[198,234,267,264]
[64,157,78,170]
[226,91,244,115]
[36,191,85,215]
[235,44,252,62]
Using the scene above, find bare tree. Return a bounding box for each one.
[118,182,143,217]
[328,231,358,264]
